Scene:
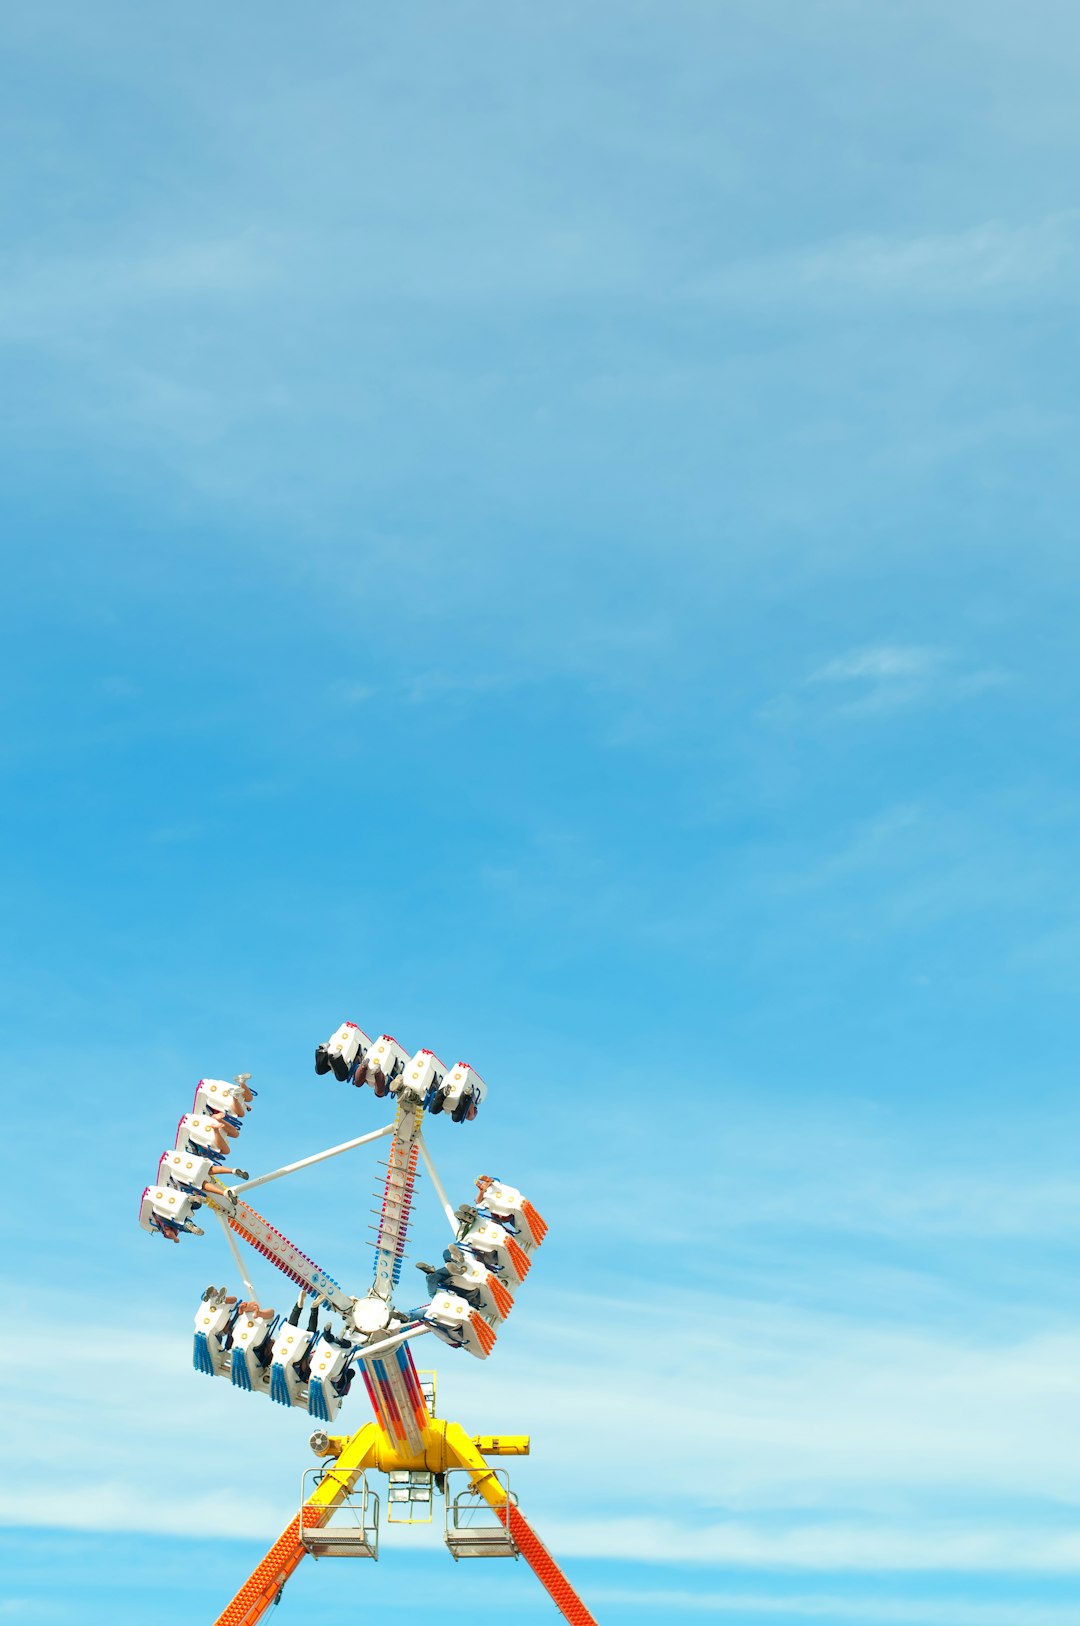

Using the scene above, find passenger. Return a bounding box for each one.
[231,1303,274,1357]
[201,1165,247,1198]
[152,1212,204,1243]
[237,1302,275,1321]
[451,1087,478,1123]
[251,1318,278,1369]
[222,1303,243,1349]
[163,1151,248,1202]
[205,1109,241,1140]
[332,1361,356,1399]
[204,1291,241,1348]
[180,1114,234,1159]
[414,1259,450,1298]
[471,1180,520,1234]
[315,1025,370,1082]
[418,1308,466,1349]
[320,1323,354,1351]
[199,1287,242,1348]
[233,1072,256,1102]
[476,1201,519,1235]
[414,1255,482,1309]
[401,1301,462,1344]
[201,1284,237,1307]
[194,1078,253,1128]
[296,1299,324,1382]
[319,1324,357,1398]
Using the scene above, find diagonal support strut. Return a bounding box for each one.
[211,1425,380,1626]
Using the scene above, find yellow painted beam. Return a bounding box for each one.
[305,1422,381,1505]
[442,1421,599,1626]
[472,1434,530,1456]
[442,1422,509,1506]
[316,1419,528,1474]
[212,1424,381,1626]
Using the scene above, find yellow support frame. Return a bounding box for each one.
[213,1424,380,1626]
[217,1411,596,1626]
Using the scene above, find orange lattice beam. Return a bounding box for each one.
[212,1425,379,1626]
[442,1422,599,1626]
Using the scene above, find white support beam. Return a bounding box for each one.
[216,1210,256,1299]
[415,1132,460,1236]
[356,1323,432,1363]
[233,1122,396,1193]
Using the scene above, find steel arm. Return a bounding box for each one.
[415,1131,461,1235]
[233,1123,395,1194]
[202,1192,354,1313]
[212,1425,379,1626]
[215,1210,256,1299]
[443,1424,600,1626]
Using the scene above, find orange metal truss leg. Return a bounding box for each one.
[211,1511,309,1626]
[443,1424,599,1626]
[503,1502,600,1626]
[212,1424,380,1626]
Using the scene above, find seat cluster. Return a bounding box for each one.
[407,1175,548,1360]
[137,1075,256,1243]
[193,1285,359,1423]
[315,1022,486,1122]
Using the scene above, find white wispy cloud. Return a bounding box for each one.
[328,680,377,706]
[10,1289,1080,1567]
[693,214,1080,308]
[761,644,1011,722]
[542,1515,1080,1571]
[542,1103,1080,1250]
[0,234,274,343]
[591,1587,1080,1623]
[810,645,953,717]
[810,646,945,685]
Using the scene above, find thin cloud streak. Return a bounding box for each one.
[692,214,1080,309]
[592,1587,1080,1623]
[543,1515,1080,1571]
[762,644,1012,723]
[810,646,946,684]
[11,1296,1080,1562]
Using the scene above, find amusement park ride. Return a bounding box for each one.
[140,1021,598,1626]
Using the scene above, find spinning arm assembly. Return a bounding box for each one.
[140,1019,597,1626]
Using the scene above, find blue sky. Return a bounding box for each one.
[3,2,1080,1622]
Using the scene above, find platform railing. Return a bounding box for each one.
[298,1467,380,1559]
[443,1467,519,1559]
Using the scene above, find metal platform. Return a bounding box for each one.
[444,1467,519,1559]
[298,1469,380,1559]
